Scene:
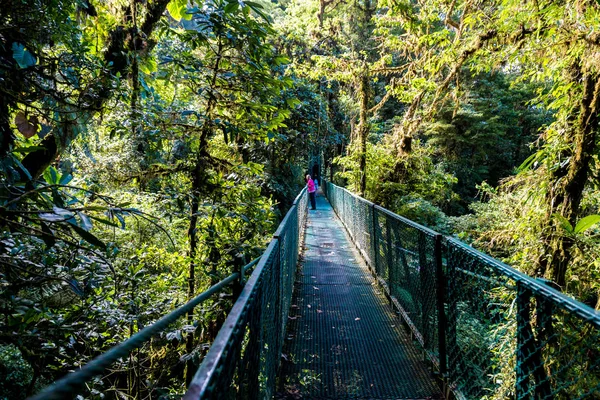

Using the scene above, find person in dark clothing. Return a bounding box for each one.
[306,174,316,210]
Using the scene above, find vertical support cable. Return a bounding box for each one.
[385,213,395,299]
[418,231,431,350]
[434,234,447,376]
[516,282,531,398]
[371,203,378,274]
[445,245,457,386]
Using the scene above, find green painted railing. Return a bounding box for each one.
[30,188,307,400]
[323,180,600,399]
[32,179,600,400]
[184,187,308,399]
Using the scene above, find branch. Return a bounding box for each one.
[444,0,460,30]
[368,79,395,114]
[371,63,412,76]
[426,29,497,117]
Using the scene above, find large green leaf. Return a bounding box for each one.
[70,223,106,249]
[11,42,36,68]
[167,0,190,21]
[574,215,600,234]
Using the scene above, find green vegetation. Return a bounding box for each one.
[1,0,600,398]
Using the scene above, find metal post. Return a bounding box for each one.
[418,231,431,350]
[275,238,284,368]
[516,282,531,399]
[385,214,395,298]
[371,204,379,274]
[445,245,458,386]
[533,279,555,400]
[434,234,447,376]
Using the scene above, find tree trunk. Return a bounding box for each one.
[357,73,370,196]
[540,72,600,287]
[185,157,201,386]
[184,37,224,385]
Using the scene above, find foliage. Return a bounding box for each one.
[335,137,457,232]
[453,177,600,306]
[422,71,552,213]
[0,345,35,399]
[2,0,600,397]
[0,0,299,397]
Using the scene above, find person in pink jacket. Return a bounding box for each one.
[306,174,316,210]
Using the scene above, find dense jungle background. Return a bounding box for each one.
[2,0,600,398]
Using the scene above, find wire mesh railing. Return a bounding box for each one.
[29,188,307,400]
[184,188,308,399]
[323,180,600,400]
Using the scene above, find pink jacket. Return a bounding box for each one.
[307,179,316,193]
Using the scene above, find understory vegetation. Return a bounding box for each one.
[1,0,600,398]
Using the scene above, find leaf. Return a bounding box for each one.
[167,0,188,20]
[224,1,239,13]
[140,57,158,75]
[15,112,38,138]
[53,206,75,218]
[68,278,85,297]
[40,221,56,248]
[574,215,600,234]
[88,215,120,228]
[517,152,539,173]
[48,167,58,184]
[77,212,93,231]
[59,173,73,185]
[11,42,37,68]
[70,224,106,249]
[39,213,67,222]
[11,155,32,181]
[115,213,126,229]
[245,1,270,21]
[552,213,573,233]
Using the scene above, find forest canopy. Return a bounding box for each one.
[1,0,600,398]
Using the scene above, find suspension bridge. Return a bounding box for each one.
[32,181,600,399]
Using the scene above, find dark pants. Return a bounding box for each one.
[309,191,316,209]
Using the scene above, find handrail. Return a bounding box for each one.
[292,186,307,206]
[184,240,279,398]
[31,184,307,400]
[447,237,600,326]
[324,179,600,326]
[184,186,308,399]
[374,204,439,237]
[323,179,600,399]
[28,270,245,400]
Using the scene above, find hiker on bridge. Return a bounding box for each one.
[306,174,317,210]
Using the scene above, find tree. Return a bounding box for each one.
[381,0,600,287]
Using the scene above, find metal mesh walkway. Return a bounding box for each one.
[277,193,444,399]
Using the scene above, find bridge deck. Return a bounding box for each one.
[277,193,444,399]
